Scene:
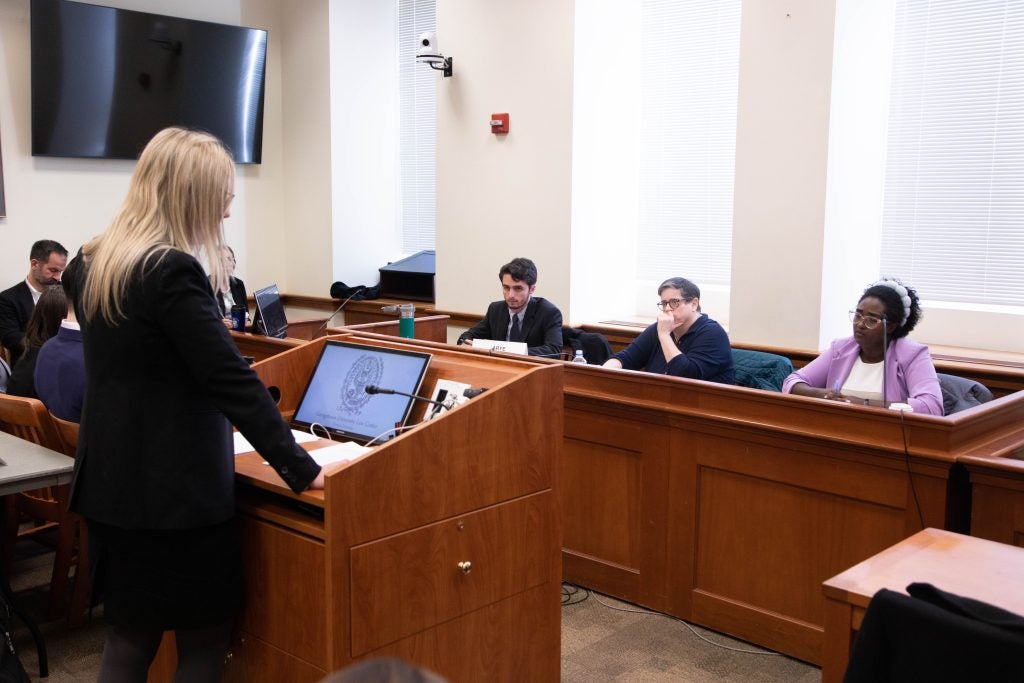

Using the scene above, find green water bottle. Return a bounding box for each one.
[398,303,415,338]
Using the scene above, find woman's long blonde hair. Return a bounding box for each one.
[81,127,235,324]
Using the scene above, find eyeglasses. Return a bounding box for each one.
[656,297,692,311]
[849,310,884,329]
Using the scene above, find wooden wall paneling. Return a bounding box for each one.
[332,315,451,343]
[555,366,1017,665]
[327,364,560,543]
[231,332,306,362]
[348,491,557,656]
[236,516,327,670]
[961,456,1024,546]
[362,583,561,683]
[223,633,325,683]
[562,404,673,609]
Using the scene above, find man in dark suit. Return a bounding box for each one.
[0,239,68,366]
[457,257,564,358]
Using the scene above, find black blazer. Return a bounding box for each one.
[0,281,34,366]
[71,250,321,530]
[458,297,564,358]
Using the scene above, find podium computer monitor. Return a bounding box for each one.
[252,284,288,338]
[292,340,431,444]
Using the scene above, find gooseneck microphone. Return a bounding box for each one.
[881,316,889,409]
[364,385,451,410]
[316,286,367,334]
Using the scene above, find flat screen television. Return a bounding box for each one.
[252,284,288,339]
[30,0,267,163]
[292,340,432,444]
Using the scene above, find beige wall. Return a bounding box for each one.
[729,0,838,349]
[2,0,1018,353]
[433,0,574,314]
[0,0,332,297]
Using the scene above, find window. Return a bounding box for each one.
[397,0,436,252]
[637,0,741,286]
[880,0,1024,307]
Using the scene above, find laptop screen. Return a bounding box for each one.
[292,340,432,444]
[253,283,288,338]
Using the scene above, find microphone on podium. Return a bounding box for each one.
[365,384,452,411]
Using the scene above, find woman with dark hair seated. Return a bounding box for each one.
[7,284,68,398]
[782,278,942,415]
[603,276,734,384]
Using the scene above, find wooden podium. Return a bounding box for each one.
[150,334,562,682]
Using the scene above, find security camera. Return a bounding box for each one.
[415,31,444,65]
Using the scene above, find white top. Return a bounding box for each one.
[842,357,884,402]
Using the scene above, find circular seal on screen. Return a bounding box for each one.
[340,353,384,414]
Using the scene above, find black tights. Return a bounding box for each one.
[97,619,234,683]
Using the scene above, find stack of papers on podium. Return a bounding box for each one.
[235,429,372,467]
[306,441,372,466]
[233,429,320,455]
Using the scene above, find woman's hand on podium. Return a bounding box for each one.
[307,462,345,490]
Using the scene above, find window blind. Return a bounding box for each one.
[637,0,741,286]
[881,0,1024,306]
[397,0,437,252]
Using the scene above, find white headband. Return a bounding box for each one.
[870,279,912,326]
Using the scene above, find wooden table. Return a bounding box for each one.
[0,430,74,677]
[821,528,1024,682]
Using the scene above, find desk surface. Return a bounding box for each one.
[823,528,1024,613]
[0,430,74,497]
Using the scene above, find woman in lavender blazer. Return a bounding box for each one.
[782,279,943,416]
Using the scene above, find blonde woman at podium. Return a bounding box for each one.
[74,127,327,682]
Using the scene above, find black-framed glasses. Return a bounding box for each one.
[656,297,692,311]
[849,310,883,329]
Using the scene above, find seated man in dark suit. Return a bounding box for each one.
[457,257,564,358]
[0,239,68,366]
[35,254,86,421]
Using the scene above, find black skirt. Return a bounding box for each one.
[86,517,244,631]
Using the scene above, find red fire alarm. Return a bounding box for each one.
[490,113,509,135]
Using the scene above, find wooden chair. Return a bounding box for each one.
[49,413,89,626]
[0,395,87,625]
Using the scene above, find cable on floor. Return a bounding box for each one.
[562,582,590,606]
[581,588,783,656]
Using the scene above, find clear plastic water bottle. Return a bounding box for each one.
[571,349,588,364]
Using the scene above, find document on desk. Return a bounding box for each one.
[233,429,319,456]
[306,441,372,466]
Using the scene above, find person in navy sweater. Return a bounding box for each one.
[604,276,734,384]
[34,254,86,421]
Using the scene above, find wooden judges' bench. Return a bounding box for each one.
[279,296,1024,667]
[151,334,562,682]
[337,331,1024,669]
